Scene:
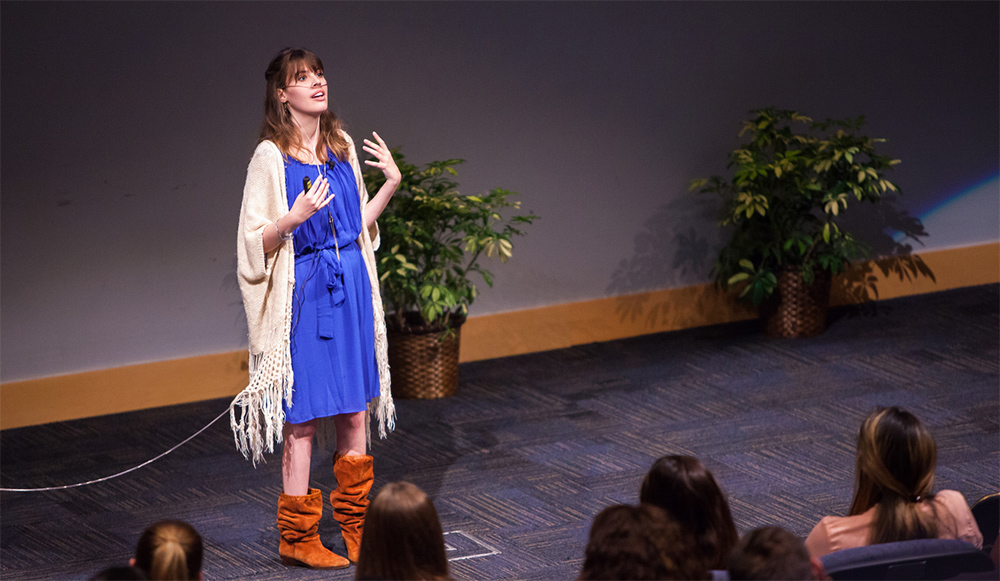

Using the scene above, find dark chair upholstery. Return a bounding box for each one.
[970,493,999,552]
[820,538,994,580]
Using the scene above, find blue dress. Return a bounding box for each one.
[283,154,379,424]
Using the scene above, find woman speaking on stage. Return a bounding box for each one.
[234,47,398,569]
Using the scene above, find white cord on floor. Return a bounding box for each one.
[0,407,230,493]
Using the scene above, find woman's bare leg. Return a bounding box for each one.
[282,419,317,496]
[333,411,366,457]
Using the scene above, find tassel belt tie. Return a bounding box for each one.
[295,242,357,339]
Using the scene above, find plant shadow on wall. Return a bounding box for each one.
[690,108,933,337]
[830,192,934,317]
[606,192,744,331]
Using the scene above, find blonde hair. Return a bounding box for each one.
[133,520,202,581]
[260,47,349,163]
[849,407,939,545]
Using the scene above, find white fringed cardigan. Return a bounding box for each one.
[233,134,394,464]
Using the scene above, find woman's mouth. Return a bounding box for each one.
[312,91,325,99]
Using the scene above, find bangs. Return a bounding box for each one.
[282,50,325,86]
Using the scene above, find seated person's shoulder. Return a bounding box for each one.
[934,489,967,505]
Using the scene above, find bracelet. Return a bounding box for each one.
[273,220,294,241]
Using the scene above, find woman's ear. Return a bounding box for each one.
[128,557,136,567]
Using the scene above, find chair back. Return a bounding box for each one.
[821,538,994,580]
[971,493,999,552]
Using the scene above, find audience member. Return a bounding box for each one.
[729,526,827,580]
[640,454,739,569]
[579,503,709,580]
[355,481,450,581]
[130,520,203,581]
[805,406,983,557]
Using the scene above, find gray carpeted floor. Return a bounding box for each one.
[2,284,997,580]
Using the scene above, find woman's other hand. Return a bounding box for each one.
[363,132,401,187]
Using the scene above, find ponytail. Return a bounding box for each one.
[150,533,189,580]
[870,495,938,545]
[849,407,939,545]
[134,520,202,580]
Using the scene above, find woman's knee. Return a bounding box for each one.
[334,411,365,431]
[285,419,317,440]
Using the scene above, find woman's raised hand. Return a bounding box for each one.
[363,132,401,186]
[287,174,333,227]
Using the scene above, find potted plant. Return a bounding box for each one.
[691,107,902,337]
[364,152,537,398]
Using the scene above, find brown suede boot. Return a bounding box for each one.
[330,453,374,562]
[277,488,350,569]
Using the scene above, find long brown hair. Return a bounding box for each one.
[133,520,202,581]
[355,482,450,581]
[639,455,739,570]
[260,47,349,163]
[849,406,939,545]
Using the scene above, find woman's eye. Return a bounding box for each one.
[297,75,307,82]
[317,71,324,78]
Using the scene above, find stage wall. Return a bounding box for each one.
[2,3,998,395]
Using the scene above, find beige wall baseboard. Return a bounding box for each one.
[3,242,997,430]
[1,352,249,431]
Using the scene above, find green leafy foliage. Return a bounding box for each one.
[691,108,901,305]
[364,151,538,331]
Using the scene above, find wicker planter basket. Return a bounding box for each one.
[386,315,464,399]
[760,270,831,338]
